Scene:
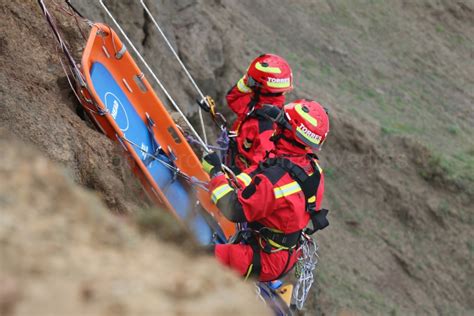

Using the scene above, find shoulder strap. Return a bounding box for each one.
[268,157,329,235]
[273,157,321,200]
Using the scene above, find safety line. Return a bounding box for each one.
[139,0,209,143]
[98,0,210,152]
[119,136,209,192]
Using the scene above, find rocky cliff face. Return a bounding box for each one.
[1,0,472,315]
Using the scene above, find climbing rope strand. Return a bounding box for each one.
[39,1,209,191]
[139,0,209,143]
[118,136,209,192]
[139,0,208,102]
[57,49,83,103]
[98,0,210,153]
[38,0,86,87]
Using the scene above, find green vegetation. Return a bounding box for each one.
[254,1,472,313]
[467,240,474,254]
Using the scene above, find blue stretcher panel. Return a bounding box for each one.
[90,62,212,244]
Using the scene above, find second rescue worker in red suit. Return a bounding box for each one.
[202,99,330,281]
[226,54,293,171]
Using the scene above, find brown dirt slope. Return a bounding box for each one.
[0,1,268,315]
[0,129,268,316]
[1,0,473,315]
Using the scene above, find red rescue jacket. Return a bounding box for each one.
[210,139,325,281]
[226,78,286,171]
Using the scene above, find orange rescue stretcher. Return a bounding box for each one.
[79,23,235,243]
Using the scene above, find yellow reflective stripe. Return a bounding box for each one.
[211,184,233,203]
[314,161,323,173]
[259,237,291,250]
[244,264,253,280]
[266,79,291,89]
[274,181,301,199]
[255,62,281,74]
[237,173,252,186]
[295,103,318,126]
[202,159,214,174]
[308,195,316,203]
[296,126,321,145]
[237,77,252,93]
[268,239,292,250]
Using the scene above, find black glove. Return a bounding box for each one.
[246,75,256,88]
[260,104,290,128]
[201,151,222,177]
[260,104,282,120]
[305,208,329,235]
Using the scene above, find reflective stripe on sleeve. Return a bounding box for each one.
[274,181,301,199]
[211,183,234,203]
[237,77,252,93]
[236,173,252,186]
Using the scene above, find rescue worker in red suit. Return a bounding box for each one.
[202,99,330,281]
[226,54,293,172]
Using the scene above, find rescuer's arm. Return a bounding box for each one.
[226,76,254,117]
[209,172,276,223]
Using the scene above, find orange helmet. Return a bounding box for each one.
[283,99,329,151]
[246,54,293,94]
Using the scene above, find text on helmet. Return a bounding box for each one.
[298,123,322,144]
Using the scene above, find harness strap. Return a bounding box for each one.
[260,156,318,199]
[231,229,294,281]
[274,249,294,281]
[248,222,302,252]
[245,235,262,280]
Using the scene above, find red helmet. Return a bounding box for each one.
[247,54,293,93]
[283,99,329,151]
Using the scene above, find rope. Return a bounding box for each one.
[98,0,210,153]
[39,1,214,193]
[185,128,229,153]
[292,235,319,310]
[118,136,209,192]
[38,0,92,96]
[139,0,209,143]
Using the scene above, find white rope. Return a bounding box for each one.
[98,0,210,152]
[139,0,208,145]
[292,236,319,310]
